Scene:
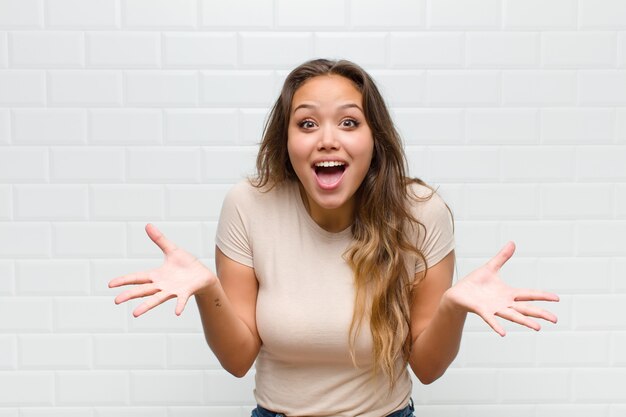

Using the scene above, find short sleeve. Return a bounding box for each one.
[215,182,254,268]
[412,190,455,273]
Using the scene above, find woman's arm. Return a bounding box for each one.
[109,224,260,378]
[195,247,261,377]
[408,250,461,384]
[408,243,559,384]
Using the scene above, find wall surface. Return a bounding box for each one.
[0,0,625,416]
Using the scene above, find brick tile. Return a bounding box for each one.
[0,147,48,182]
[540,184,612,219]
[0,261,14,295]
[131,371,204,405]
[52,222,126,258]
[429,0,500,29]
[92,185,163,220]
[315,33,387,68]
[200,0,273,28]
[47,0,118,28]
[57,371,128,405]
[368,70,426,106]
[576,147,626,180]
[202,148,257,183]
[55,296,126,332]
[580,0,626,28]
[541,108,614,144]
[537,332,609,366]
[0,184,10,220]
[395,109,464,145]
[0,372,54,405]
[89,109,162,145]
[579,71,626,105]
[19,334,91,368]
[500,221,575,256]
[466,184,537,219]
[87,32,160,68]
[0,70,45,105]
[390,33,464,68]
[0,335,16,369]
[468,32,538,67]
[542,32,617,68]
[163,33,236,68]
[164,109,238,145]
[427,71,499,106]
[125,71,198,106]
[200,70,276,106]
[16,259,90,295]
[127,148,201,183]
[467,108,538,144]
[277,0,345,28]
[0,0,42,28]
[49,71,122,106]
[240,33,314,68]
[50,147,124,182]
[538,257,611,293]
[9,31,83,67]
[166,184,230,221]
[123,0,196,28]
[504,0,577,28]
[499,369,570,402]
[94,334,166,368]
[13,109,86,145]
[351,0,424,28]
[0,223,50,257]
[575,295,626,329]
[502,70,576,105]
[0,297,52,332]
[0,109,9,143]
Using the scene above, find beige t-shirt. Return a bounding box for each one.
[215,179,455,417]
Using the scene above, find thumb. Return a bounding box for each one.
[175,295,188,316]
[486,241,516,271]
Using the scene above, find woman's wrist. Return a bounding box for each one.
[439,287,468,318]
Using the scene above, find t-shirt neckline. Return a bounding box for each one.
[290,181,353,241]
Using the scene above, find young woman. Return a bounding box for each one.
[109,59,559,417]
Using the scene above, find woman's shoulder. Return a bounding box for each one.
[224,178,293,207]
[406,180,452,224]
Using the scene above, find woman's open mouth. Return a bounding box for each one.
[313,161,347,189]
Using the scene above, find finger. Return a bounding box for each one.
[146,223,178,255]
[496,307,541,331]
[479,312,506,337]
[514,290,560,303]
[114,283,159,305]
[175,295,189,316]
[486,241,516,272]
[511,302,558,324]
[109,271,152,288]
[133,291,176,318]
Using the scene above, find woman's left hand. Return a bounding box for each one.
[443,241,559,336]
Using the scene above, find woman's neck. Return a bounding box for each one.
[297,184,354,233]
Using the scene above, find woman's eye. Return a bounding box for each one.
[299,120,316,129]
[341,119,359,128]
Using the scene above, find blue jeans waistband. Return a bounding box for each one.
[252,398,415,417]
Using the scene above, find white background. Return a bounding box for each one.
[0,0,625,415]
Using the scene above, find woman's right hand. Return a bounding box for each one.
[108,223,217,317]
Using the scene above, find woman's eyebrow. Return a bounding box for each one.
[292,103,364,114]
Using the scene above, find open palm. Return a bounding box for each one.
[108,223,216,317]
[445,241,559,336]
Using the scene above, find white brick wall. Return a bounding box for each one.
[0,0,625,415]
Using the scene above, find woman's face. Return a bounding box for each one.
[287,74,374,229]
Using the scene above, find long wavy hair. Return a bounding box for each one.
[253,58,450,388]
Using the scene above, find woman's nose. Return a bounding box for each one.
[317,126,339,150]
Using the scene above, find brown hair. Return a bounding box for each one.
[253,58,451,387]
